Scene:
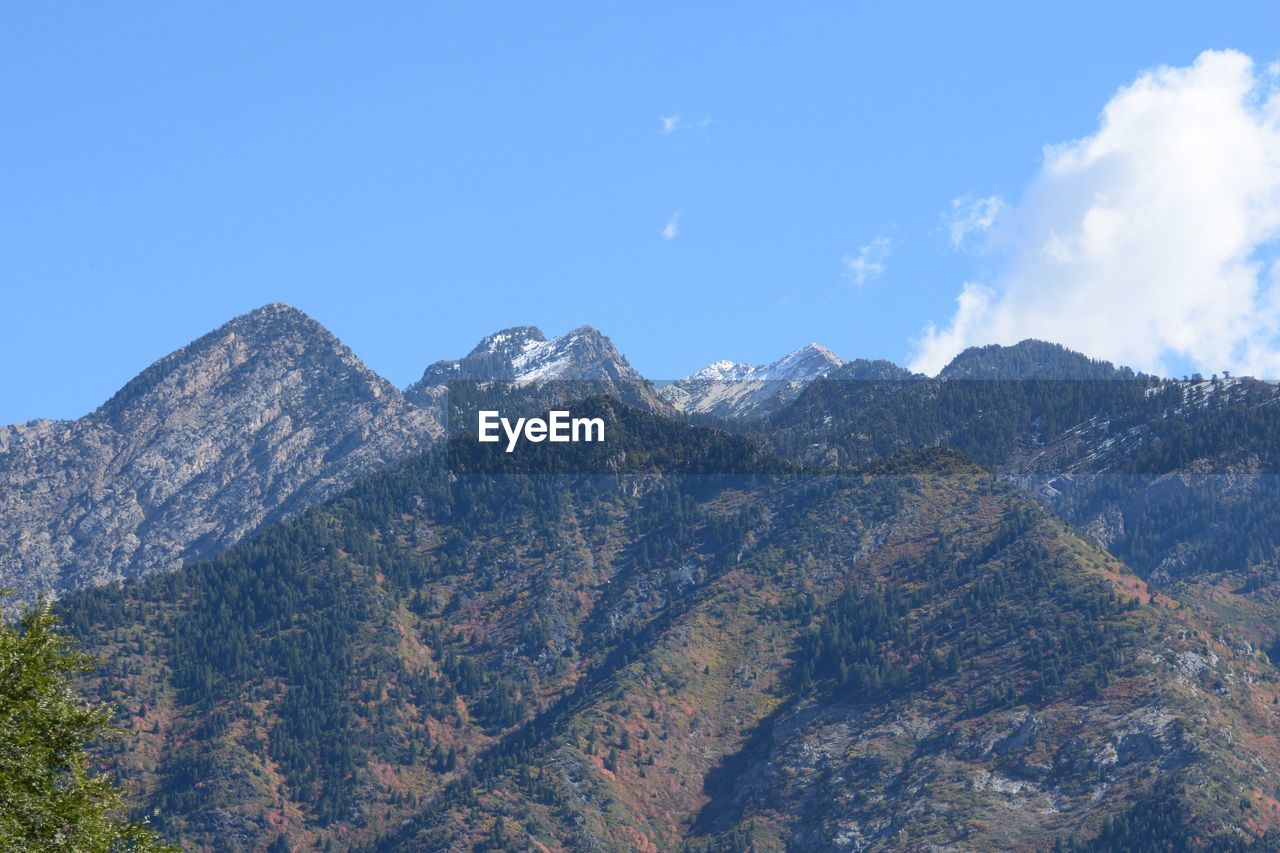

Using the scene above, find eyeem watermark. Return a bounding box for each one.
[478,410,605,452]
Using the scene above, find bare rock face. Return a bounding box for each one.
[0,304,442,604]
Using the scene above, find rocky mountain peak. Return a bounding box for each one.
[93,303,396,429]
[407,324,669,412]
[689,360,755,383]
[468,325,547,358]
[512,325,632,383]
[759,342,844,381]
[0,304,441,604]
[209,302,341,354]
[662,342,848,419]
[232,300,318,329]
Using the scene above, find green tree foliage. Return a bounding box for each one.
[762,370,1280,586]
[58,407,775,844]
[798,505,1140,712]
[0,601,173,851]
[1057,782,1280,851]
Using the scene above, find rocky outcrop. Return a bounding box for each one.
[0,304,443,604]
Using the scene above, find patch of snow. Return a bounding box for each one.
[663,343,845,417]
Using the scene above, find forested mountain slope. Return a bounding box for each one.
[57,401,1280,851]
[756,344,1280,602]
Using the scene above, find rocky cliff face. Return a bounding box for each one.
[661,343,845,419]
[0,304,443,603]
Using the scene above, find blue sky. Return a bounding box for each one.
[4,3,1280,422]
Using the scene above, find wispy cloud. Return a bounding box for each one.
[912,50,1280,378]
[659,114,714,136]
[843,235,893,285]
[661,211,680,240]
[945,194,1005,250]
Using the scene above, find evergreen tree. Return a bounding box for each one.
[0,601,174,851]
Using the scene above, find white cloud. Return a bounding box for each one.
[946,194,1005,250]
[844,235,893,285]
[912,283,994,366]
[661,211,680,240]
[659,114,713,135]
[911,50,1280,378]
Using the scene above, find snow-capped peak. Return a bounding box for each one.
[690,360,755,383]
[661,343,847,419]
[470,326,547,356]
[758,343,843,382]
[406,324,670,413]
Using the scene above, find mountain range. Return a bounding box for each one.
[0,309,1174,606]
[0,309,658,604]
[8,304,1280,849]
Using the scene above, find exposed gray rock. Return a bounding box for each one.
[0,304,443,604]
